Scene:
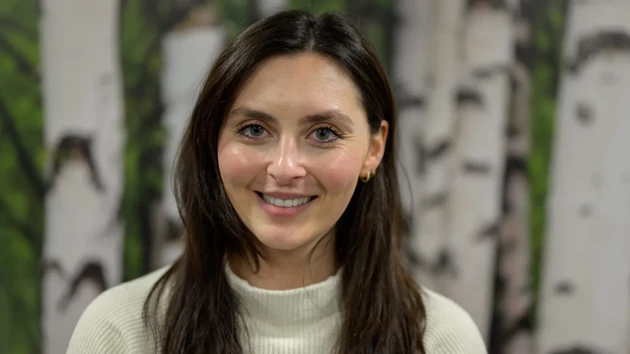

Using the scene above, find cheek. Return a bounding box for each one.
[314,150,363,192]
[218,143,259,187]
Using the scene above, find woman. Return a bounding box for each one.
[67,10,486,354]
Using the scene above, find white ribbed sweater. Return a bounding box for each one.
[67,265,487,353]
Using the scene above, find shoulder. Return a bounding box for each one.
[66,266,171,354]
[421,287,488,354]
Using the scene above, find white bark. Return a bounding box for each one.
[155,14,226,268]
[41,0,124,352]
[536,1,630,353]
[413,0,466,292]
[497,62,533,354]
[391,0,432,280]
[495,3,533,353]
[257,0,287,18]
[444,2,513,341]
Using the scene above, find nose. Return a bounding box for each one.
[267,136,306,185]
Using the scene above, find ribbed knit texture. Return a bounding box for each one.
[67,265,488,353]
[225,265,343,353]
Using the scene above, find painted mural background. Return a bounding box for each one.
[2,0,629,353]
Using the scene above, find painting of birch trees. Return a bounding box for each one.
[40,1,125,353]
[1,0,629,353]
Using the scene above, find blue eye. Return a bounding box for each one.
[238,124,267,139]
[310,126,342,144]
[313,128,334,141]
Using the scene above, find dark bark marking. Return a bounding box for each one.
[95,197,125,240]
[467,0,507,10]
[413,137,426,175]
[579,204,592,217]
[49,134,105,193]
[401,210,413,238]
[505,157,527,175]
[576,101,594,126]
[433,249,458,277]
[477,222,500,241]
[568,31,630,74]
[422,192,448,209]
[550,346,608,354]
[407,248,458,277]
[472,64,510,79]
[393,80,426,110]
[506,122,521,139]
[58,261,107,311]
[463,160,492,174]
[398,95,425,108]
[456,87,484,107]
[510,71,520,92]
[405,248,422,267]
[502,312,533,344]
[502,238,518,253]
[554,280,575,295]
[501,158,527,214]
[40,259,65,279]
[426,140,451,161]
[166,217,183,242]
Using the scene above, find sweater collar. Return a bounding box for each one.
[225,263,343,327]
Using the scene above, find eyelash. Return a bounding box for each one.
[314,125,344,144]
[236,124,344,144]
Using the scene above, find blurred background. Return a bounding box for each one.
[1,0,629,353]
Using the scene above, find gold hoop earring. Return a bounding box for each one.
[361,170,374,183]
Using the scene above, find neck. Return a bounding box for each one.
[229,234,337,290]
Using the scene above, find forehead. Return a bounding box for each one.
[232,53,364,117]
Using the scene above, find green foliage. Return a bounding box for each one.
[219,0,256,40]
[120,0,168,281]
[361,21,389,70]
[121,0,213,281]
[527,0,567,323]
[0,0,43,353]
[344,0,394,72]
[286,0,393,72]
[289,0,346,14]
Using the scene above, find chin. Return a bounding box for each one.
[257,234,310,252]
[253,226,315,252]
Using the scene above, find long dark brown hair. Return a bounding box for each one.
[144,9,427,353]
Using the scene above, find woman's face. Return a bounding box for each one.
[218,53,387,256]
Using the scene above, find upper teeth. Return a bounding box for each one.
[263,194,312,207]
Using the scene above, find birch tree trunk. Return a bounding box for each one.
[257,0,286,18]
[154,6,226,268]
[41,0,124,352]
[492,1,533,353]
[537,1,630,352]
[412,0,466,292]
[444,1,513,341]
[391,0,432,279]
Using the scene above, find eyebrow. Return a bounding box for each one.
[228,106,355,127]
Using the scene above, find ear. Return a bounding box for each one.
[360,120,389,178]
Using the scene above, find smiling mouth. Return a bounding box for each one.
[255,192,317,208]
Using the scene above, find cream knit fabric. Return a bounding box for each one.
[67,265,487,353]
